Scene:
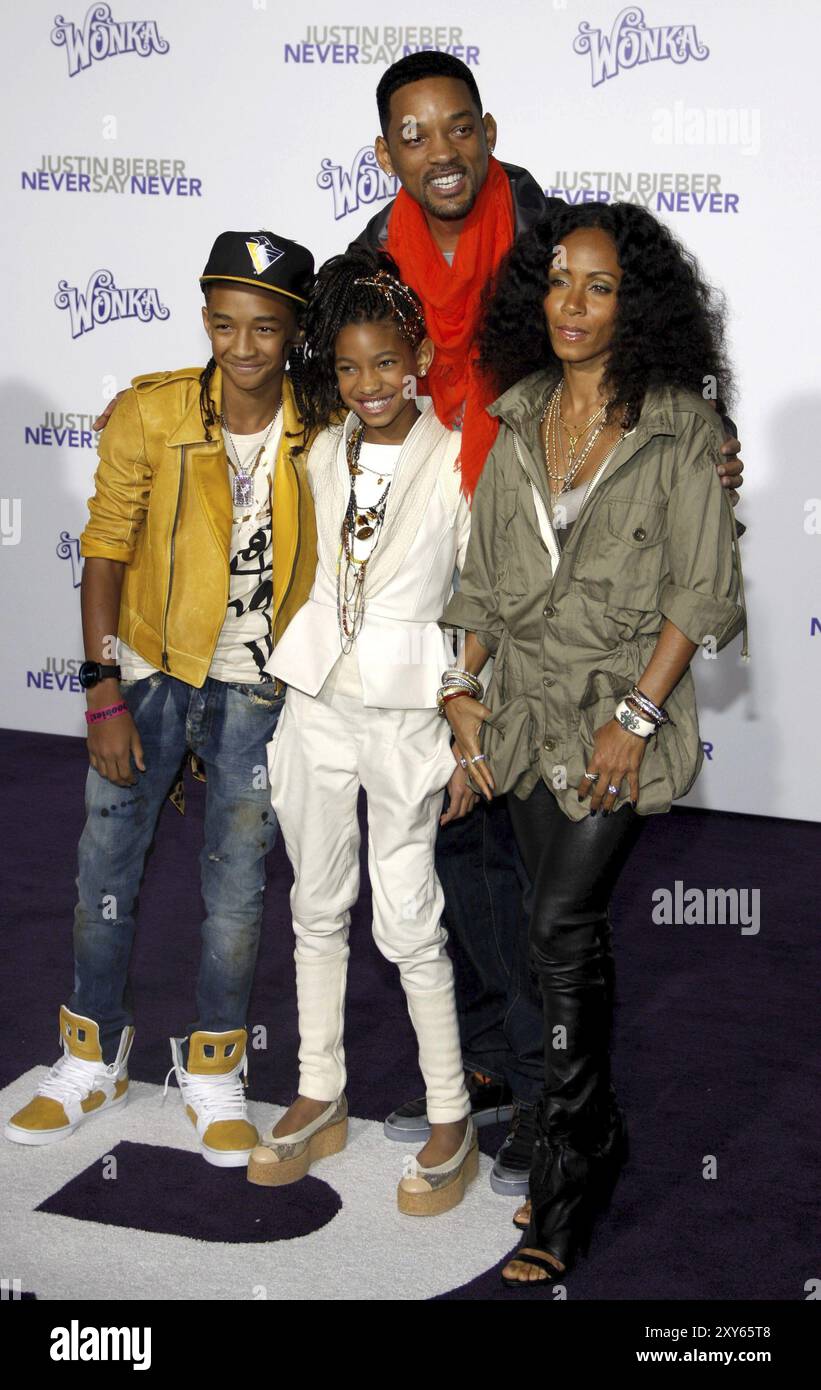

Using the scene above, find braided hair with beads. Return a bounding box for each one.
[297,247,427,437]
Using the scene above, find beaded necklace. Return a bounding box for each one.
[336,422,393,652]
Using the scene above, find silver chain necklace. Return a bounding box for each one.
[222,403,282,509]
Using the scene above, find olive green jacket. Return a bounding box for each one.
[441,372,747,820]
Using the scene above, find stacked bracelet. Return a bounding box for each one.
[614,684,671,739]
[628,685,670,726]
[614,700,657,739]
[436,666,484,716]
[85,701,128,726]
[439,690,473,712]
[441,666,483,695]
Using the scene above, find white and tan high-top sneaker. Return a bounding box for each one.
[166,1029,258,1167]
[5,1006,134,1146]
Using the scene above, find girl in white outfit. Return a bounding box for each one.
[247,249,479,1215]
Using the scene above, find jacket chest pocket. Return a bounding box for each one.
[572,498,667,609]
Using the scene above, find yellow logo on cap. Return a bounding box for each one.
[246,235,284,275]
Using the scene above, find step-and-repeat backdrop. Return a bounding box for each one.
[1,0,818,821]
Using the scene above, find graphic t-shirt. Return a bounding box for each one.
[208,414,283,681]
[119,414,283,684]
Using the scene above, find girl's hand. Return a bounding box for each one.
[440,746,478,825]
[577,718,646,813]
[444,696,495,801]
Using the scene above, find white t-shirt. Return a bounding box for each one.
[119,414,284,684]
[318,439,402,701]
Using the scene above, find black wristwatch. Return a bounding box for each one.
[79,661,122,690]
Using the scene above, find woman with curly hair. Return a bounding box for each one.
[439,202,747,1284]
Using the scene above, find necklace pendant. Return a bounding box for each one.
[232,473,254,508]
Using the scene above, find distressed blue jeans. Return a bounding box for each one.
[71,672,283,1062]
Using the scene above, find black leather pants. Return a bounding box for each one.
[507,780,644,1265]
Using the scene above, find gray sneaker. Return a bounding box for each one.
[383,1071,514,1142]
[489,1101,536,1196]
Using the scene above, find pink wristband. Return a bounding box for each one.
[85,701,128,726]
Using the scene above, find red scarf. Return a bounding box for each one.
[386,156,514,498]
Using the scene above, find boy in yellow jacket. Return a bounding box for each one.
[5,231,317,1167]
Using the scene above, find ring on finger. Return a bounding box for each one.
[583,770,600,782]
[470,753,487,764]
[459,756,468,769]
[607,783,619,795]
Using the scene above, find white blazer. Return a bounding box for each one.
[271,401,470,708]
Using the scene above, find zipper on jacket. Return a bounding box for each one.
[576,435,626,516]
[513,435,560,575]
[161,444,186,671]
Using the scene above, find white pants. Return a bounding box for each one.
[267,683,470,1124]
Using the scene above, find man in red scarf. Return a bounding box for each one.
[354,52,745,1200]
[353,56,557,498]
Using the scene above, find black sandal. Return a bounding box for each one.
[501,1248,564,1288]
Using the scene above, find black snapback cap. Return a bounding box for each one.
[200,230,315,305]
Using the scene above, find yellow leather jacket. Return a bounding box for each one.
[80,366,317,688]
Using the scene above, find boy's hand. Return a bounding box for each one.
[92,391,126,433]
[87,704,146,787]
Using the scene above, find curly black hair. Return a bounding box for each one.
[297,245,427,437]
[477,202,733,428]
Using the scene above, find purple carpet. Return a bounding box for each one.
[2,727,819,1300]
